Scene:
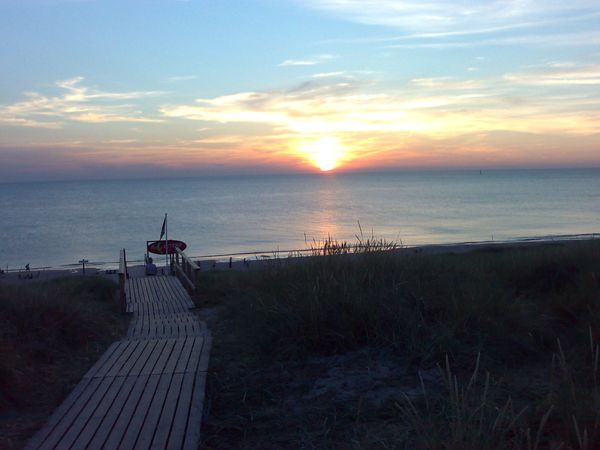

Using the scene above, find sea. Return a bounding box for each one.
[1,169,599,270]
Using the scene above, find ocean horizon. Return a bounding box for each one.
[1,168,599,270]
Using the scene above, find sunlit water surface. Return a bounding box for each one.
[1,169,599,268]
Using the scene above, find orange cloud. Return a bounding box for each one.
[160,74,600,171]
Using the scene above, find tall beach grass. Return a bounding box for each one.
[199,238,600,448]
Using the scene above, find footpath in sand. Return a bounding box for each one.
[26,275,211,450]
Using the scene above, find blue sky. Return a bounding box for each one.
[1,0,599,181]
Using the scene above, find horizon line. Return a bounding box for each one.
[2,165,600,185]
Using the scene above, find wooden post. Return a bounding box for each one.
[119,271,126,313]
[123,248,128,279]
[119,248,128,314]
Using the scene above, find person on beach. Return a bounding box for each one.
[145,256,157,276]
[19,264,33,279]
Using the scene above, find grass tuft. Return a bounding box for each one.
[398,354,536,449]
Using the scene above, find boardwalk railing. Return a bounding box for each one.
[118,248,128,313]
[173,248,200,296]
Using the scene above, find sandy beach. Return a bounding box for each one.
[1,235,596,285]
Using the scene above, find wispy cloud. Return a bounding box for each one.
[302,0,600,59]
[385,30,600,49]
[300,1,600,33]
[279,53,337,67]
[411,77,484,89]
[0,77,164,128]
[505,63,600,85]
[312,71,346,78]
[161,71,600,143]
[279,59,318,66]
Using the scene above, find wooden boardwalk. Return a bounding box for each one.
[26,276,211,450]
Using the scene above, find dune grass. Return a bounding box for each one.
[0,276,126,449]
[199,239,600,448]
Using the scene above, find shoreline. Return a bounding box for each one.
[1,233,598,285]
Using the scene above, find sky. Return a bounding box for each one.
[0,0,599,181]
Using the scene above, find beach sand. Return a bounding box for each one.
[1,236,593,286]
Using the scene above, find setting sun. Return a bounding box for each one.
[302,137,345,171]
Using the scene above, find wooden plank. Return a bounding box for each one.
[166,371,195,450]
[156,277,177,315]
[146,339,177,376]
[131,314,203,339]
[102,339,174,448]
[102,373,154,449]
[182,372,206,449]
[157,277,185,313]
[134,277,147,313]
[130,340,167,377]
[117,373,162,448]
[137,336,195,448]
[84,375,138,450]
[68,374,129,448]
[165,334,209,448]
[133,371,176,449]
[53,376,116,449]
[183,334,212,449]
[174,337,195,374]
[112,339,152,378]
[154,278,169,313]
[96,340,142,378]
[150,372,185,449]
[197,334,212,375]
[137,277,151,315]
[130,278,144,313]
[126,278,139,313]
[168,335,211,450]
[181,336,204,374]
[160,338,188,375]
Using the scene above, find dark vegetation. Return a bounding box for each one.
[199,239,600,449]
[0,277,126,449]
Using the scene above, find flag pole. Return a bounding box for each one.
[164,213,169,274]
